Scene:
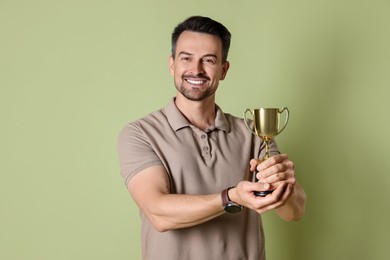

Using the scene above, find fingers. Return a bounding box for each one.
[234,180,294,215]
[258,170,295,185]
[252,183,293,214]
[249,159,260,171]
[233,181,274,208]
[255,154,295,185]
[256,154,288,171]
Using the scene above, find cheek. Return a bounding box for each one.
[173,71,184,85]
[174,69,184,79]
[212,66,224,76]
[173,65,186,75]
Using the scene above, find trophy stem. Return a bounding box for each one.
[254,138,274,197]
[264,139,270,159]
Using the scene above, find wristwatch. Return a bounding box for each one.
[221,186,243,213]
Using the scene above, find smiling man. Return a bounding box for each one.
[170,30,229,103]
[117,16,306,260]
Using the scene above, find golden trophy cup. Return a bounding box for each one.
[244,107,290,196]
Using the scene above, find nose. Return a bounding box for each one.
[190,60,205,75]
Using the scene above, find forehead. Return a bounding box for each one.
[176,31,223,57]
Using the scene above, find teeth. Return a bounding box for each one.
[187,79,204,85]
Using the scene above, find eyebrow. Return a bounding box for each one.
[178,51,218,59]
[178,51,192,56]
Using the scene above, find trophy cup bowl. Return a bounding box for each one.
[244,107,289,196]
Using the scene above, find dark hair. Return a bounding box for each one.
[171,16,231,62]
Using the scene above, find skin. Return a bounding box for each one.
[128,31,306,232]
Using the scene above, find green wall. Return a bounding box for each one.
[1,0,389,259]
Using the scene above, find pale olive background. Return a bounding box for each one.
[1,0,390,259]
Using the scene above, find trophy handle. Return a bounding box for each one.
[277,107,289,135]
[243,109,256,135]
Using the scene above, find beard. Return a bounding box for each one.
[175,74,216,101]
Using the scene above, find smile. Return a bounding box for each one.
[186,79,207,85]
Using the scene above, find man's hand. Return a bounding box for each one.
[228,154,305,220]
[229,179,294,215]
[251,153,296,190]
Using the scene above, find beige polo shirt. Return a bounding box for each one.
[117,98,279,260]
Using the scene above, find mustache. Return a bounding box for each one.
[182,74,210,81]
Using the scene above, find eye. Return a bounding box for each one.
[203,58,216,64]
[180,56,191,62]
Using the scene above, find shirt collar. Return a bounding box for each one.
[165,98,230,133]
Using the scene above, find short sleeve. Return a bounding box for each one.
[117,123,163,186]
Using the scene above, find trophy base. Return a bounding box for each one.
[254,190,274,197]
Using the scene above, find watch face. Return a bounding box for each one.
[225,202,242,213]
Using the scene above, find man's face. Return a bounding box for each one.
[169,31,229,102]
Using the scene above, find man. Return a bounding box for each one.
[117,16,306,260]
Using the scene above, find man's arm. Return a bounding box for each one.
[275,182,306,221]
[129,163,301,232]
[128,165,224,232]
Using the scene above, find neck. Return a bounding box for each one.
[174,95,216,130]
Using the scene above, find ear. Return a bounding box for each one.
[220,61,230,80]
[169,56,175,75]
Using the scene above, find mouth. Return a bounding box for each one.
[183,75,209,86]
[185,79,207,85]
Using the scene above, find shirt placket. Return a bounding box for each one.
[200,131,210,158]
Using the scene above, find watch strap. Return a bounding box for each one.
[221,186,233,207]
[221,186,243,213]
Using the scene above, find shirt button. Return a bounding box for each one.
[201,134,207,139]
[203,146,209,152]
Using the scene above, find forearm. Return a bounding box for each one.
[275,183,306,221]
[143,193,224,232]
[128,165,225,232]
